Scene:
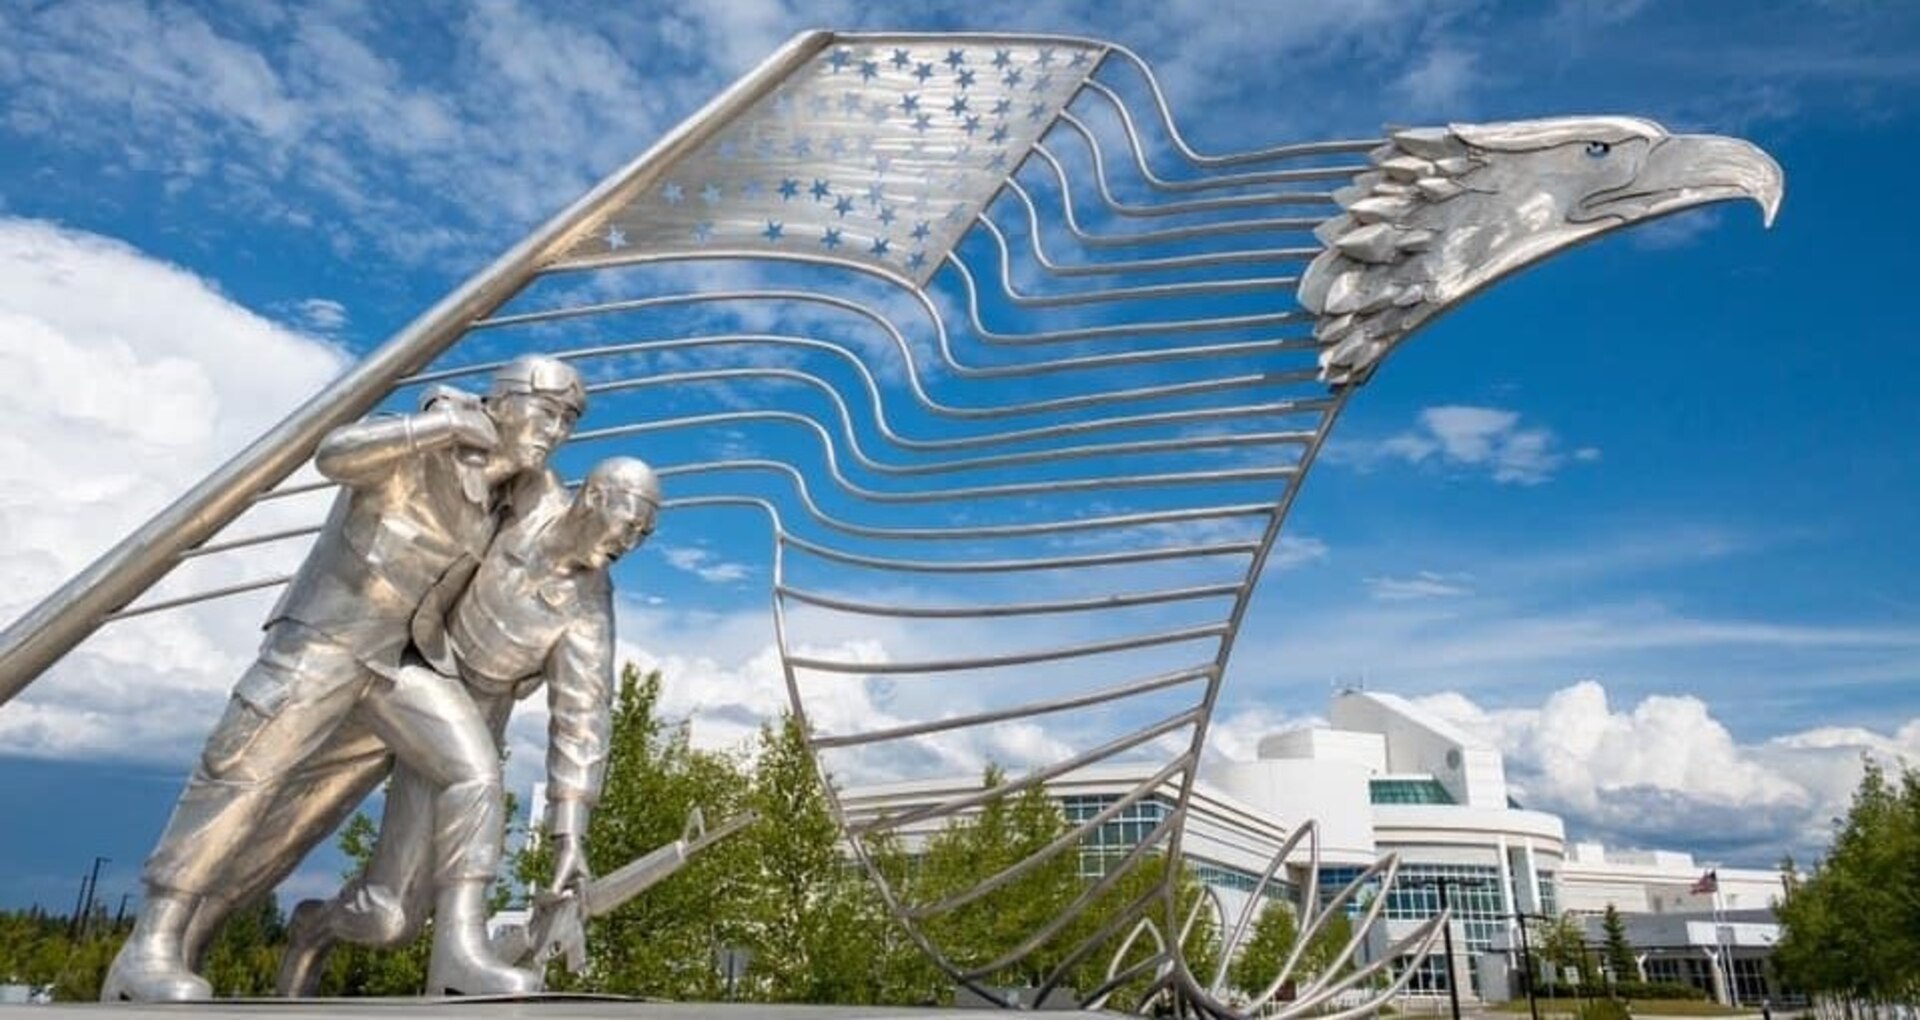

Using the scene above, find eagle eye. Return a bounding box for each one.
[1585,141,1612,158]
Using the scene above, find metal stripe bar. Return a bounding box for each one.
[945,256,1312,344]
[1073,81,1370,190]
[903,756,1192,919]
[779,530,1257,574]
[959,814,1178,980]
[1025,145,1327,247]
[777,581,1245,620]
[102,575,294,622]
[660,455,1297,504]
[984,197,1318,276]
[807,668,1213,749]
[1035,127,1338,218]
[851,707,1200,836]
[954,250,1299,308]
[786,622,1226,674]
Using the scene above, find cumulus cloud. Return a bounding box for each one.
[0,217,344,764]
[1328,405,1591,485]
[1411,680,1920,863]
[657,545,753,584]
[1365,571,1473,601]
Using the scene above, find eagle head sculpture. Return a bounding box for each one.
[1301,116,1785,385]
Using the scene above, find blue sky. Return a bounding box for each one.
[0,0,1917,911]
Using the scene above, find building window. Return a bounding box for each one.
[1369,778,1457,805]
[1537,870,1558,916]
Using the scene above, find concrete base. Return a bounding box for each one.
[0,995,1116,1018]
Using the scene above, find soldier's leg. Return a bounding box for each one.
[358,663,536,995]
[106,622,372,1002]
[188,714,390,967]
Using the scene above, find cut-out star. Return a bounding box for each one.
[692,221,714,243]
[991,48,1012,68]
[961,115,981,135]
[890,47,911,69]
[700,183,721,204]
[989,124,1009,144]
[944,48,966,68]
[913,62,934,82]
[878,205,897,225]
[827,48,852,71]
[910,220,931,241]
[820,227,842,249]
[833,195,855,216]
[911,113,932,133]
[840,91,862,114]
[661,182,684,204]
[810,179,831,201]
[762,220,784,241]
[992,97,1013,116]
[869,237,891,256]
[778,178,800,200]
[948,95,969,115]
[1069,49,1091,68]
[1003,69,1023,87]
[900,93,921,113]
[603,225,627,249]
[1038,47,1056,67]
[858,60,879,82]
[906,250,927,271]
[956,68,976,89]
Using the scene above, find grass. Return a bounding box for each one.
[1490,999,1748,1016]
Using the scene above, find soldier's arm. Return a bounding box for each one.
[313,394,496,486]
[542,585,615,838]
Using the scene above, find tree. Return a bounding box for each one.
[1530,911,1590,984]
[1600,903,1637,984]
[1774,757,1920,1003]
[1227,899,1355,1003]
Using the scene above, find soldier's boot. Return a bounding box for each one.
[275,898,340,997]
[426,879,541,996]
[101,888,211,1002]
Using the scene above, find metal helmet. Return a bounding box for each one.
[489,355,586,415]
[583,456,663,508]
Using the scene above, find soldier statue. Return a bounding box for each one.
[270,456,662,995]
[104,356,586,1002]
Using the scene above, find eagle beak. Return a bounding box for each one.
[1582,133,1785,229]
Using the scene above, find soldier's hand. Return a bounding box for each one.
[549,834,591,896]
[435,404,498,452]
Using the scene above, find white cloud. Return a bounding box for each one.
[1410,680,1920,863]
[1365,571,1473,601]
[1329,405,1590,485]
[1395,46,1480,114]
[288,297,348,333]
[658,544,753,584]
[0,217,345,764]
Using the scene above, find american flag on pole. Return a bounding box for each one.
[1691,869,1720,895]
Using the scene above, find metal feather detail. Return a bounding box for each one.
[0,28,1783,1019]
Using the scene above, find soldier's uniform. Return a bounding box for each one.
[144,393,503,895]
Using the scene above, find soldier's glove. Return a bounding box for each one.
[430,402,498,452]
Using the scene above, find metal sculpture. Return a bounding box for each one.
[0,29,1781,1017]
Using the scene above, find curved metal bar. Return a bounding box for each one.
[953,249,1299,309]
[806,669,1213,750]
[1092,44,1385,168]
[1025,146,1327,248]
[1036,132,1337,220]
[944,256,1310,345]
[1073,80,1370,191]
[102,575,293,622]
[659,454,1296,505]
[778,580,1245,620]
[1246,853,1402,1013]
[1083,942,1171,1012]
[984,196,1318,277]
[1036,880,1169,1004]
[959,812,1178,980]
[1211,819,1320,994]
[576,408,1314,480]
[850,707,1200,837]
[178,525,323,561]
[786,622,1227,674]
[780,528,1258,575]
[903,755,1192,920]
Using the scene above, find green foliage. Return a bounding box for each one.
[1576,996,1634,1020]
[1226,899,1356,1002]
[1773,757,1920,1002]
[1601,903,1637,983]
[1530,910,1592,977]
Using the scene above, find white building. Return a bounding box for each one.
[838,689,1792,1005]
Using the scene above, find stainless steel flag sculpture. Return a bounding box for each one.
[0,29,1781,1016]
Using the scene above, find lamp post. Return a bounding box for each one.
[1510,911,1546,1020]
[1403,875,1497,1020]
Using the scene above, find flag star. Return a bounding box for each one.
[810,179,831,201]
[891,47,911,69]
[1069,49,1090,67]
[789,137,812,157]
[911,113,932,133]
[869,237,891,256]
[778,178,800,200]
[988,151,1009,171]
[840,91,863,114]
[992,97,1013,116]
[662,182,684,204]
[859,59,879,82]
[867,103,890,124]
[1027,101,1048,121]
[910,220,931,241]
[900,93,921,113]
[907,250,927,271]
[1038,47,1056,67]
[833,195,855,216]
[692,221,714,242]
[944,48,966,68]
[826,134,848,157]
[603,224,627,249]
[872,153,894,173]
[1031,73,1054,93]
[743,180,765,198]
[956,68,976,89]
[700,183,721,204]
[820,227,842,249]
[755,137,777,158]
[1002,68,1023,87]
[989,124,1009,144]
[763,220,784,241]
[961,115,981,135]
[878,205,897,225]
[948,95,969,115]
[808,94,831,116]
[991,48,1012,69]
[865,181,885,204]
[828,48,852,71]
[913,62,934,82]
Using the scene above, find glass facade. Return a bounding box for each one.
[1369,778,1457,805]
[1059,793,1289,901]
[1537,870,1558,916]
